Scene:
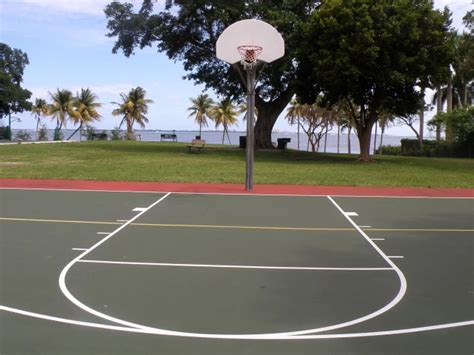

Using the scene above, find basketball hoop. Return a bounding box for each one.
[216,19,284,191]
[237,45,263,68]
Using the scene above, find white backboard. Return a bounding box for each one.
[216,19,285,64]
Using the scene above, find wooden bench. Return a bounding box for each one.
[161,133,177,142]
[187,139,206,153]
[90,132,108,140]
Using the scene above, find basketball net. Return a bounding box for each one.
[237,45,263,69]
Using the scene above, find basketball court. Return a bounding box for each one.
[1,187,472,354]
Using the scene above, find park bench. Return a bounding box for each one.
[187,139,206,153]
[90,132,108,140]
[161,133,177,142]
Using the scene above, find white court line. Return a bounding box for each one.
[132,207,147,212]
[371,238,385,241]
[116,219,128,223]
[360,226,372,228]
[96,232,110,235]
[345,212,359,216]
[78,259,393,271]
[388,256,404,259]
[58,193,172,332]
[324,196,408,334]
[0,305,472,340]
[1,187,473,199]
[72,248,87,251]
[57,193,409,340]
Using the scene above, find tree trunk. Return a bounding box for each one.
[337,123,340,154]
[419,88,425,148]
[446,73,454,142]
[357,119,376,162]
[126,119,133,140]
[67,123,82,141]
[418,107,424,148]
[323,125,328,153]
[297,118,300,150]
[373,123,378,155]
[310,134,317,152]
[379,125,385,155]
[254,89,294,149]
[347,127,351,155]
[436,85,442,142]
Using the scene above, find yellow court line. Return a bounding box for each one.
[0,217,472,233]
[131,222,353,232]
[0,217,121,226]
[368,228,474,233]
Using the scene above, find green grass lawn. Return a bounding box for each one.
[1,141,473,188]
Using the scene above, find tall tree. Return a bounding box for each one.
[187,94,214,138]
[31,98,48,131]
[104,0,320,148]
[295,0,454,161]
[48,89,74,140]
[112,87,153,140]
[456,11,474,107]
[68,88,102,140]
[376,113,394,155]
[210,98,239,144]
[0,43,32,139]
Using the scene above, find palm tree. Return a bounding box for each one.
[376,114,394,155]
[31,98,48,132]
[48,89,74,140]
[187,94,214,138]
[68,88,102,141]
[210,98,239,144]
[238,102,259,120]
[286,99,304,150]
[340,117,355,154]
[112,87,153,140]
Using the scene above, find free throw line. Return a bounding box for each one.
[78,259,392,271]
[0,217,472,233]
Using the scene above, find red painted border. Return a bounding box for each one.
[0,178,472,197]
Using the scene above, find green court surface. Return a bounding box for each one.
[0,189,472,354]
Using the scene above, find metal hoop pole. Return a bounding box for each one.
[245,64,256,191]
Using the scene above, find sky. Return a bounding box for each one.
[1,0,472,136]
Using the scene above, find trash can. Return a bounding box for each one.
[277,138,291,150]
[239,136,246,149]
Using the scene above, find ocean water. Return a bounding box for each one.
[9,128,413,154]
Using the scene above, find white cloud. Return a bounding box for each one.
[15,0,111,16]
[7,0,164,16]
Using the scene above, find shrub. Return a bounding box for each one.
[111,127,123,140]
[15,130,32,141]
[376,145,401,155]
[53,127,63,141]
[97,130,108,140]
[37,125,48,141]
[400,139,472,158]
[0,126,11,140]
[84,125,96,140]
